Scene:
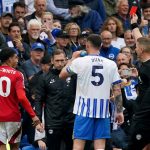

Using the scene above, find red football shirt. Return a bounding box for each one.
[0,65,35,122]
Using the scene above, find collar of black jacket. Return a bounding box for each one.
[51,68,61,75]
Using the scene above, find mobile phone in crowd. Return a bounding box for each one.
[121,69,132,76]
[43,20,52,30]
[43,20,49,26]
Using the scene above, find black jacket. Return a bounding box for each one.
[22,33,48,49]
[34,69,76,129]
[0,32,7,49]
[22,33,49,56]
[25,12,37,22]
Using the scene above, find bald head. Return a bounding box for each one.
[101,30,112,48]
[34,0,46,17]
[101,30,112,38]
[34,0,46,5]
[116,53,130,66]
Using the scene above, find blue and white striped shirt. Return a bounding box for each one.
[67,55,121,118]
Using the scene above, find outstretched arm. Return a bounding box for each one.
[131,14,142,42]
[46,0,70,19]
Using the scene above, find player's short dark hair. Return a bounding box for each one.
[87,34,101,49]
[8,22,21,32]
[51,49,66,58]
[13,1,26,11]
[0,47,17,63]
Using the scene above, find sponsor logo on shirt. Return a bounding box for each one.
[49,79,55,84]
[136,134,142,140]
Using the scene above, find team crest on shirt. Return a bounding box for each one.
[49,79,55,84]
[48,129,53,134]
[108,54,115,60]
[136,134,142,140]
[66,77,71,83]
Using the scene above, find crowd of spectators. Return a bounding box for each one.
[0,0,150,150]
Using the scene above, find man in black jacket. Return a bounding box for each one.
[25,0,46,24]
[128,14,150,149]
[34,49,76,150]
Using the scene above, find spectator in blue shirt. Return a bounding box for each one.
[22,42,45,80]
[68,0,103,34]
[100,30,120,61]
[64,22,81,52]
[46,0,106,22]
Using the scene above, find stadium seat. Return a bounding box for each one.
[22,145,40,150]
[20,135,31,148]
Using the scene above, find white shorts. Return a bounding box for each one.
[0,122,22,144]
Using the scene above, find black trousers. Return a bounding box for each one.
[128,120,150,150]
[46,127,73,150]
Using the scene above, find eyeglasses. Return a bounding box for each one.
[122,51,131,54]
[102,38,112,40]
[70,28,78,31]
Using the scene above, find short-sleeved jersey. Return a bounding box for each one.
[0,65,29,122]
[67,55,121,118]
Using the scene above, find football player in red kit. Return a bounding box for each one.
[0,47,44,150]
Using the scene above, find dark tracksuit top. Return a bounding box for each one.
[34,68,76,129]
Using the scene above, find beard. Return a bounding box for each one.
[127,43,135,48]
[71,12,82,19]
[71,14,79,19]
[31,33,39,40]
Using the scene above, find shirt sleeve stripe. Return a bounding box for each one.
[66,66,75,75]
[112,80,122,85]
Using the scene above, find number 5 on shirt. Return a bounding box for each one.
[91,66,104,86]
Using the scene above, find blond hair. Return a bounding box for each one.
[64,22,81,35]
[42,12,53,19]
[101,16,124,36]
[137,37,150,53]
